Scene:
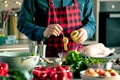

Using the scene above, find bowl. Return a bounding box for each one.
[83,53,117,62]
[39,57,62,67]
[32,65,73,80]
[92,53,117,59]
[0,52,39,79]
[80,70,120,80]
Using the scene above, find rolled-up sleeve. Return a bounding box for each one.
[78,0,96,39]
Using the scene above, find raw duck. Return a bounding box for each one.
[80,43,115,57]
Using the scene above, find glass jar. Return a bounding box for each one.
[0,25,6,45]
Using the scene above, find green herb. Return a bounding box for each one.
[62,50,108,78]
[8,70,27,80]
[0,70,27,80]
[62,50,87,78]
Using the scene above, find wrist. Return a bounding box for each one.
[43,31,50,38]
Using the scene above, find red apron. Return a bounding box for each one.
[45,0,83,57]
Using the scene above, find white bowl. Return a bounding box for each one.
[80,70,120,80]
[0,52,39,79]
[0,52,39,71]
[39,57,62,67]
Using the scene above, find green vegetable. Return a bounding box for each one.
[62,50,87,78]
[8,70,27,80]
[62,50,108,78]
[0,70,27,80]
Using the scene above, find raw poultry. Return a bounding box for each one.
[80,43,115,57]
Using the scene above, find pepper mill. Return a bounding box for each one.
[38,41,47,58]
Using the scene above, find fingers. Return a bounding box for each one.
[44,24,63,37]
[77,28,88,44]
[70,28,87,44]
[52,24,63,36]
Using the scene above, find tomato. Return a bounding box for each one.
[0,63,9,72]
[0,69,4,76]
[67,72,73,79]
[32,69,41,77]
[40,73,47,80]
[49,67,56,77]
[62,65,71,71]
[0,62,9,77]
[56,66,67,80]
[51,73,58,80]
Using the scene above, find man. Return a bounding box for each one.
[17,0,96,57]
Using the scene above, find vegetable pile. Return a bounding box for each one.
[62,50,108,78]
[32,65,73,80]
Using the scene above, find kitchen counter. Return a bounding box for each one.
[0,39,29,52]
[0,42,120,80]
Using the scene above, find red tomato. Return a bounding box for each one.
[49,67,57,77]
[0,69,4,76]
[40,73,47,80]
[62,65,71,71]
[51,73,58,80]
[67,72,73,79]
[32,69,41,77]
[56,66,67,80]
[0,62,9,72]
[0,63,9,77]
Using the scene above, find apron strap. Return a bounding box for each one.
[48,0,78,8]
[74,0,77,4]
[48,0,54,8]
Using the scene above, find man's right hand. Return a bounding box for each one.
[43,24,63,38]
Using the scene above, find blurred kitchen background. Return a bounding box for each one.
[0,0,27,39]
[0,0,29,52]
[0,0,120,53]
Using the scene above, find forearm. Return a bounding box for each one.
[81,0,96,39]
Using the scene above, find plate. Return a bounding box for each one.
[92,53,117,59]
[83,53,117,59]
[80,70,120,80]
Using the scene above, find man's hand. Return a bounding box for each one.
[43,24,63,38]
[70,28,88,44]
[77,28,88,44]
